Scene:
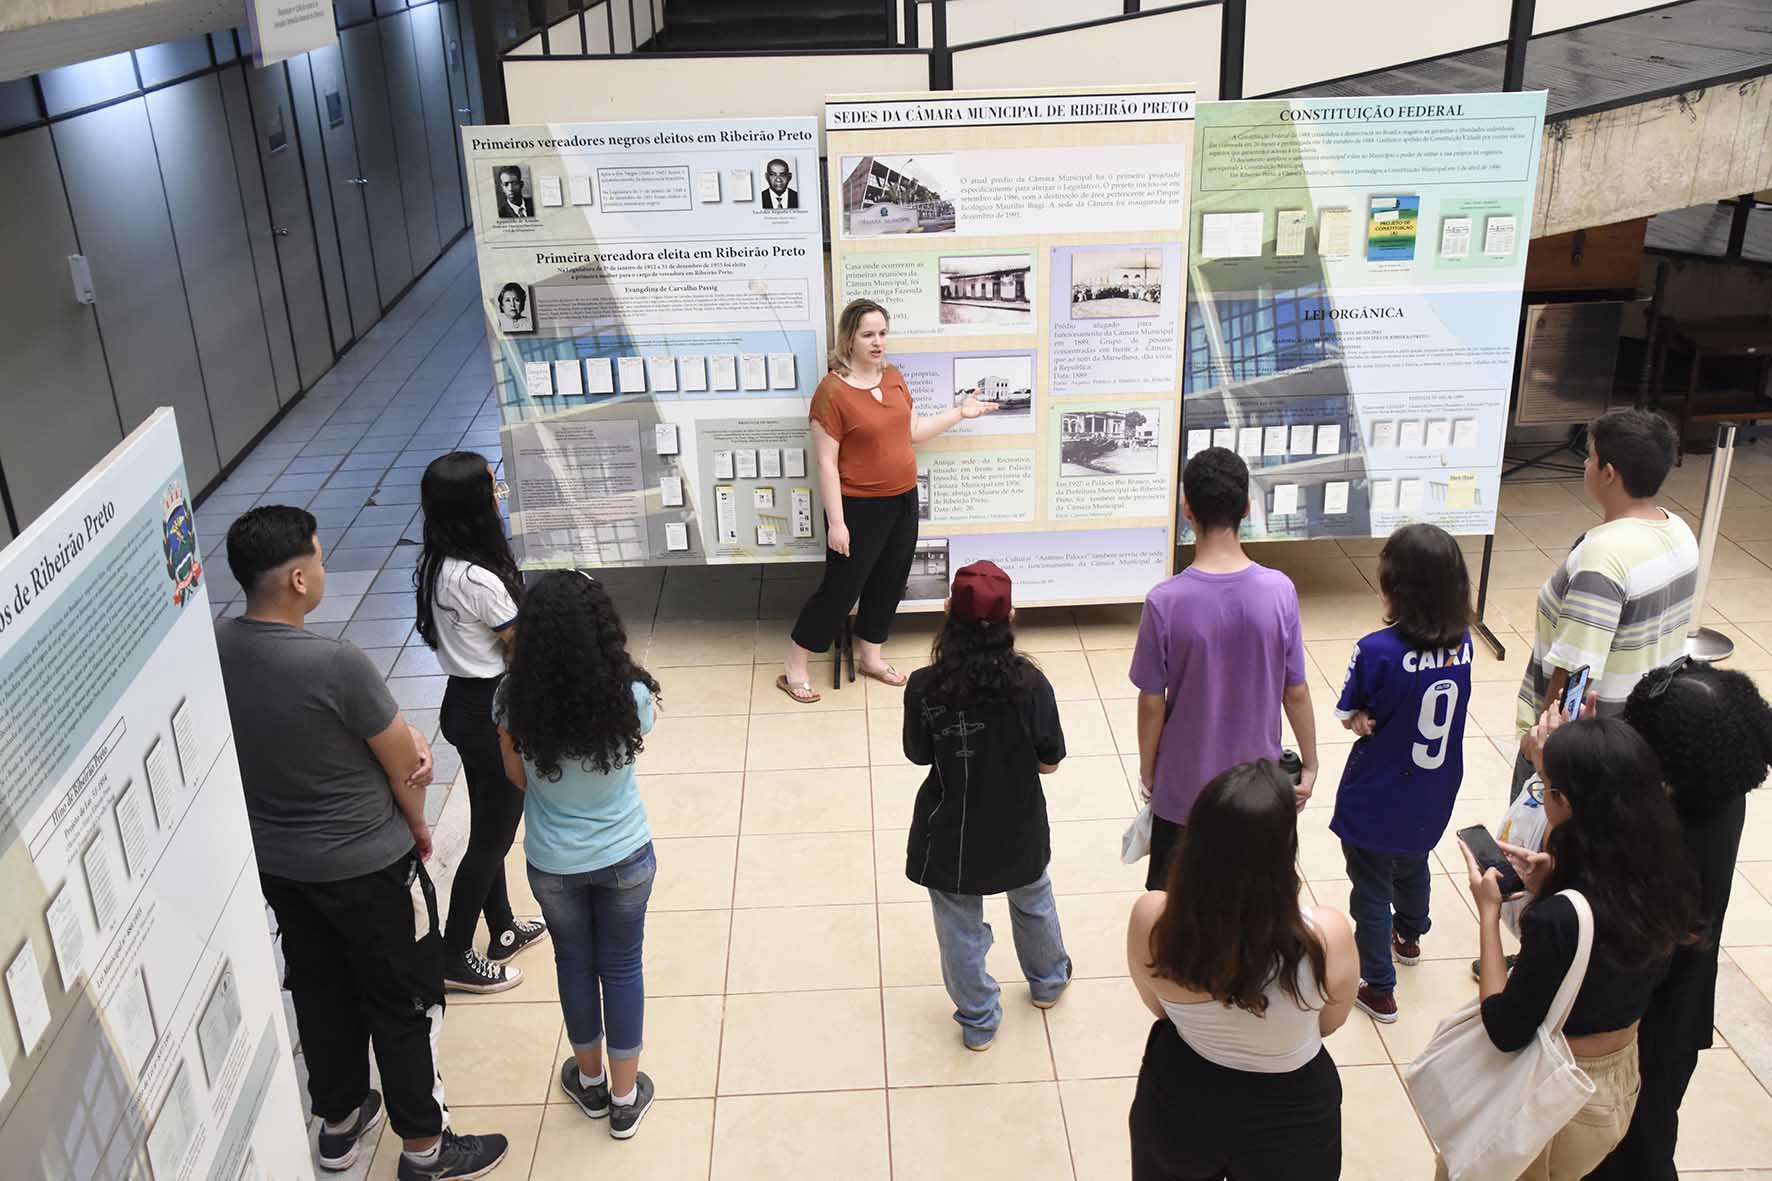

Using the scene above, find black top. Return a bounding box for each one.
[1481,893,1670,1052]
[902,667,1066,895]
[1646,792,1747,1054]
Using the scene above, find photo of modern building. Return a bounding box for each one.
[839,154,957,235]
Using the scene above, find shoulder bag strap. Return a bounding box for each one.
[1542,889,1595,1036]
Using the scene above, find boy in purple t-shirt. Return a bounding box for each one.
[1129,447,1318,890]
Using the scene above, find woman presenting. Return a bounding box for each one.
[779,298,997,703]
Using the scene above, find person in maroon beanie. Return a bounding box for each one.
[901,560,1072,1052]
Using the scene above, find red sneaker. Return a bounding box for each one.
[1356,982,1399,1023]
[1392,929,1421,966]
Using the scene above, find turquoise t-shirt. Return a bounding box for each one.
[495,680,654,875]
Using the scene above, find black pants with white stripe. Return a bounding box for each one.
[262,850,449,1140]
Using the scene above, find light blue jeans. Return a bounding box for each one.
[526,843,655,1060]
[927,871,1071,1047]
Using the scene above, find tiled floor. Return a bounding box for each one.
[200,237,1772,1177]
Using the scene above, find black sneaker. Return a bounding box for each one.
[396,1129,510,1181]
[559,1056,609,1119]
[488,918,549,965]
[317,1090,385,1170]
[444,948,522,995]
[608,1072,655,1141]
[1470,953,1519,982]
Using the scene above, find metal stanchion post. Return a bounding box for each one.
[1687,421,1738,663]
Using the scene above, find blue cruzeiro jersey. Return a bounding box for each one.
[1332,626,1474,857]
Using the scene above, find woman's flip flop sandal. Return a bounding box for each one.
[776,674,822,704]
[857,665,907,688]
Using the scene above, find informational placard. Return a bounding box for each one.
[0,411,308,1177]
[463,118,830,569]
[1183,92,1546,539]
[245,0,338,68]
[825,86,1195,607]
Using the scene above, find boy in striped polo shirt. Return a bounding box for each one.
[1512,409,1698,795]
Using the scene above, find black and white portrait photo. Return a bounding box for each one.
[491,282,535,335]
[493,165,534,219]
[1070,247,1164,319]
[759,157,799,210]
[1060,407,1162,477]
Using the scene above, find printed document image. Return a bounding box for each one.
[839,153,958,237]
[1068,246,1164,319]
[1059,406,1162,478]
[939,254,1032,328]
[490,282,535,335]
[1366,196,1420,261]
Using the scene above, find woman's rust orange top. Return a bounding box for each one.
[807,367,918,498]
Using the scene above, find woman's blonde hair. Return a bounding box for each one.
[828,299,890,374]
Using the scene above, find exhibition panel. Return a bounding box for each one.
[1183,92,1548,540]
[0,412,310,1177]
[464,116,832,569]
[827,85,1197,607]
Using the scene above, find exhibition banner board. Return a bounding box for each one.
[825,86,1196,607]
[0,411,310,1179]
[1183,92,1548,539]
[462,118,831,569]
[246,0,338,68]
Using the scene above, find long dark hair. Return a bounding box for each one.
[1537,717,1699,966]
[1378,523,1473,649]
[415,452,522,650]
[924,614,1039,703]
[501,571,660,780]
[1148,760,1328,1015]
[1623,662,1772,817]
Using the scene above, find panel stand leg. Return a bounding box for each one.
[835,615,856,689]
[1474,533,1507,661]
[1688,422,1738,662]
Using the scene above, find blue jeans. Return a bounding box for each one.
[527,843,655,1060]
[928,871,1071,1046]
[1340,840,1432,996]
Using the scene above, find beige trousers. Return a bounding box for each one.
[1433,1040,1641,1181]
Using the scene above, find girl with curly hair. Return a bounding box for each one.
[901,561,1070,1051]
[417,451,544,995]
[494,571,662,1140]
[1587,659,1771,1178]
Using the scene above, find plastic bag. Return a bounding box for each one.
[1495,776,1549,938]
[1122,802,1154,864]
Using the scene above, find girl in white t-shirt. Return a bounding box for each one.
[417,451,546,994]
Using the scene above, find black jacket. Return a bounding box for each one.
[902,667,1065,895]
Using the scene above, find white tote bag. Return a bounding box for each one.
[1403,890,1596,1181]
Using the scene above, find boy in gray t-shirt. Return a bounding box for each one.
[216,506,508,1181]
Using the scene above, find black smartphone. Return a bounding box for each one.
[1456,824,1524,896]
[1562,665,1591,718]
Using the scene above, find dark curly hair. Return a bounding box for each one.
[1537,717,1698,969]
[1148,760,1327,1015]
[1624,662,1772,817]
[501,571,660,780]
[925,613,1040,703]
[416,452,523,651]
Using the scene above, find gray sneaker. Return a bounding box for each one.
[558,1057,609,1119]
[395,1129,509,1181]
[608,1073,655,1141]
